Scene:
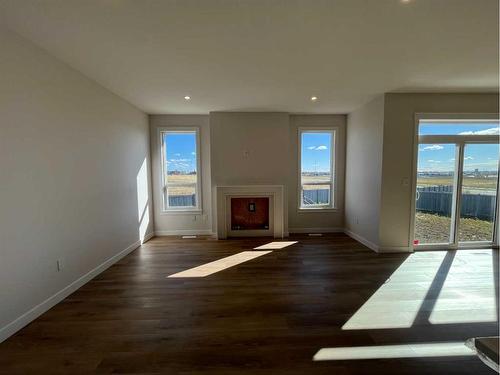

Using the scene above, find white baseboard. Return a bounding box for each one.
[343,229,379,252]
[0,235,149,343]
[288,227,344,234]
[141,231,155,243]
[155,229,214,236]
[378,246,412,253]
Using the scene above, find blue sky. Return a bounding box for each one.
[301,132,332,173]
[164,133,197,173]
[419,122,500,136]
[418,122,499,172]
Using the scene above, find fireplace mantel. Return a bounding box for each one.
[215,185,285,239]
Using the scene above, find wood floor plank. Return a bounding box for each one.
[0,234,497,374]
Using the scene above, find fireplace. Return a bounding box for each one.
[230,197,269,230]
[215,185,285,239]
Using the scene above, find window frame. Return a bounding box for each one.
[298,127,337,211]
[159,127,202,213]
[410,113,500,250]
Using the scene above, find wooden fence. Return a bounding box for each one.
[169,195,196,207]
[303,189,330,205]
[168,186,496,221]
[416,185,496,221]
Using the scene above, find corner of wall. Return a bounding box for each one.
[344,95,385,250]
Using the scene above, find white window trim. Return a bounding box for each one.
[298,127,338,211]
[159,127,202,214]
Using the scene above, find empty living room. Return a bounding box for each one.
[0,1,499,374]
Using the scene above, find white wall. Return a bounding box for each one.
[210,112,291,234]
[288,115,346,232]
[0,28,153,341]
[344,96,385,250]
[148,113,346,237]
[149,115,212,235]
[379,93,499,251]
[209,112,346,235]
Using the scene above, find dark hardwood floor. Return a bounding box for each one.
[0,234,497,374]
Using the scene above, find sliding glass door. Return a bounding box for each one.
[413,118,499,249]
[414,144,457,245]
[458,143,499,243]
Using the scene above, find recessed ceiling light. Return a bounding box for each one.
[311,96,318,102]
[184,95,191,100]
[401,0,411,3]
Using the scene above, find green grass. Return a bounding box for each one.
[415,212,493,244]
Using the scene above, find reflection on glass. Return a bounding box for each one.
[414,144,456,245]
[459,144,499,242]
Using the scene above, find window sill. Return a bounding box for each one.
[298,207,340,213]
[160,209,202,215]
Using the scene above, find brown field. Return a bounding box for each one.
[167,174,197,184]
[302,174,331,183]
[301,174,332,191]
[167,174,197,196]
[417,176,498,190]
[414,212,493,244]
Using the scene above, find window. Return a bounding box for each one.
[413,117,499,247]
[299,128,336,209]
[160,128,201,212]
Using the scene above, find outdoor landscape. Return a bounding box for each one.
[415,174,497,244]
[415,131,498,244]
[301,173,332,191]
[300,132,333,206]
[166,173,197,185]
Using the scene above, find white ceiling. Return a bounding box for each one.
[0,0,498,114]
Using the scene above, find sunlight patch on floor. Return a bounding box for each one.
[313,342,474,361]
[342,251,448,330]
[167,251,272,278]
[429,250,497,324]
[254,241,298,250]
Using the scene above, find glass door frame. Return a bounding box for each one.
[410,113,500,251]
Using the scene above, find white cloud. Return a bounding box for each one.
[169,158,190,162]
[171,162,190,168]
[421,145,444,151]
[191,152,196,155]
[427,160,441,163]
[464,156,474,160]
[448,158,455,161]
[306,145,328,151]
[459,127,500,135]
[174,153,181,157]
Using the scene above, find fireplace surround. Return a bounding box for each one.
[215,185,285,239]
